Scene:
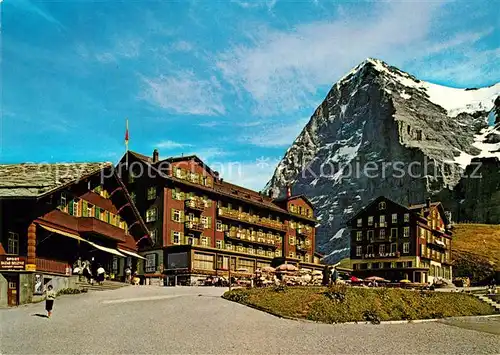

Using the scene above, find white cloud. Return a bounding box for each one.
[214,159,279,191]
[197,121,220,128]
[217,1,487,115]
[155,140,192,149]
[241,118,309,147]
[193,148,230,162]
[141,70,225,115]
[171,40,194,52]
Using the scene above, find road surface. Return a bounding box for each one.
[1,286,499,354]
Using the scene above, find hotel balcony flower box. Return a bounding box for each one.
[185,199,205,211]
[185,221,205,232]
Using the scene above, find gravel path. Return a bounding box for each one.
[1,286,499,354]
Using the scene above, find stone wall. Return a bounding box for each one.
[0,273,7,307]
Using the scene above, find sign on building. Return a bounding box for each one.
[0,256,26,271]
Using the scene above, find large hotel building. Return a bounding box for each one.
[120,150,322,285]
[348,196,453,284]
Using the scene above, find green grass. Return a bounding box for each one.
[223,285,496,324]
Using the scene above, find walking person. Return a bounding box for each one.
[45,285,56,318]
[97,265,105,285]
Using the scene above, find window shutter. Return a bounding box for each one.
[171,208,175,222]
[171,230,175,243]
[68,200,74,215]
[180,211,185,222]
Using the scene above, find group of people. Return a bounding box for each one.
[73,257,106,285]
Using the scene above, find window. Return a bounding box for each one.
[367,230,374,241]
[60,192,67,207]
[145,254,157,273]
[275,249,280,257]
[87,204,93,218]
[379,215,386,226]
[379,201,386,210]
[130,192,136,204]
[216,220,223,232]
[419,227,425,238]
[201,216,210,229]
[289,236,295,245]
[193,253,214,270]
[391,243,397,253]
[368,216,374,226]
[356,231,362,241]
[404,213,410,222]
[391,228,398,238]
[216,240,223,249]
[200,236,209,247]
[248,246,255,254]
[172,209,182,222]
[172,231,181,244]
[356,246,362,256]
[392,213,398,224]
[367,263,372,269]
[69,199,80,216]
[147,187,156,200]
[146,208,158,222]
[367,245,373,254]
[289,252,295,258]
[150,229,158,245]
[186,236,195,245]
[128,173,135,183]
[403,227,410,238]
[379,229,385,239]
[379,244,385,255]
[357,218,362,227]
[403,242,410,253]
[391,262,396,268]
[7,232,19,254]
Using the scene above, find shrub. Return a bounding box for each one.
[273,284,287,293]
[224,289,249,303]
[363,310,381,324]
[57,288,83,296]
[324,283,347,302]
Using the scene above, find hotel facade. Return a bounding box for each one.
[119,150,323,286]
[348,196,453,284]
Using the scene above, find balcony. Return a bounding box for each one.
[224,232,278,249]
[185,199,205,212]
[36,257,71,275]
[185,221,205,232]
[295,243,308,253]
[77,217,126,242]
[296,228,311,237]
[218,207,286,232]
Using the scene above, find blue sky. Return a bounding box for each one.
[1,0,499,190]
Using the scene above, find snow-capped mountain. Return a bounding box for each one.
[265,58,500,262]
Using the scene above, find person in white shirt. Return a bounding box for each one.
[45,285,56,318]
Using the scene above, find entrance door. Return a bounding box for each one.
[7,276,19,306]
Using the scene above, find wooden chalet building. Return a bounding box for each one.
[348,196,452,284]
[0,163,150,306]
[119,150,323,286]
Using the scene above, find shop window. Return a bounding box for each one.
[145,254,157,273]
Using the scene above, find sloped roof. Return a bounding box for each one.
[0,163,111,198]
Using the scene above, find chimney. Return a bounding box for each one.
[153,149,159,163]
[426,196,431,208]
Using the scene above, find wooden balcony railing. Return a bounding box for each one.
[36,257,71,275]
[185,199,205,211]
[185,221,205,232]
[218,207,286,232]
[225,232,278,249]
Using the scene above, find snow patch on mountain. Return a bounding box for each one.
[329,228,345,242]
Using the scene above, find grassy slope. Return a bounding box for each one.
[452,224,500,267]
[223,286,496,323]
[452,224,500,283]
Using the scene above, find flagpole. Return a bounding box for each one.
[125,118,129,168]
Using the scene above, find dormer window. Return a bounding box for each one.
[379,201,386,210]
[356,218,362,227]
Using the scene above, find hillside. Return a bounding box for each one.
[452,223,500,284]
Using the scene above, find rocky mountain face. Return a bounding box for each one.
[264,58,500,262]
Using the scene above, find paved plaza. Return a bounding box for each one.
[1,286,499,354]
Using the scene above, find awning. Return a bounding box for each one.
[86,240,126,257]
[38,223,83,241]
[117,248,146,260]
[435,240,446,247]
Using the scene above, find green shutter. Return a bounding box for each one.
[82,201,88,217]
[68,200,74,215]
[171,208,175,222]
[95,208,101,219]
[180,211,185,222]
